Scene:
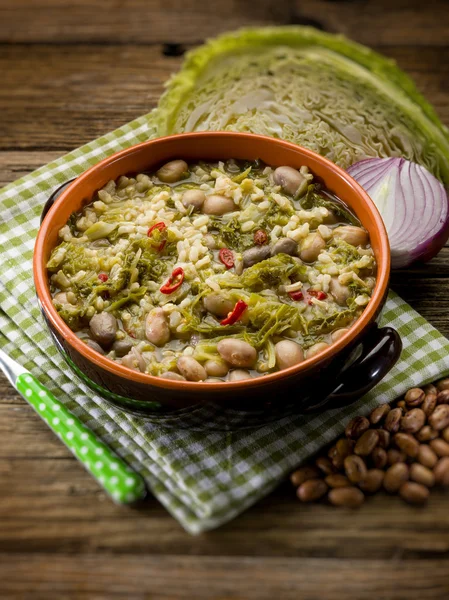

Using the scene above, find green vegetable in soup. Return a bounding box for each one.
[301,185,360,226]
[240,254,306,292]
[152,26,449,185]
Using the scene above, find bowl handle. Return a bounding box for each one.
[302,324,402,413]
[40,178,77,225]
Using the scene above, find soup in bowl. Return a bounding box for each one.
[34,132,401,428]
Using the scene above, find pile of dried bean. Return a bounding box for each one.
[291,378,449,507]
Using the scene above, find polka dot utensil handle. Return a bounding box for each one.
[16,373,147,504]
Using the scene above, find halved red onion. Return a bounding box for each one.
[347,158,449,268]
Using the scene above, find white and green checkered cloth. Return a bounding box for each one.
[1,113,449,533]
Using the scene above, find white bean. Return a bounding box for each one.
[177,356,207,381]
[271,237,298,256]
[306,342,330,359]
[331,328,350,342]
[273,166,308,196]
[299,233,326,263]
[274,340,305,370]
[121,348,146,372]
[333,225,368,247]
[242,245,271,267]
[228,369,252,381]
[217,339,257,368]
[112,339,133,357]
[202,194,236,215]
[53,292,68,304]
[329,277,350,306]
[156,160,188,183]
[182,189,206,210]
[204,359,229,377]
[145,308,170,346]
[89,312,117,347]
[203,294,234,318]
[160,371,186,381]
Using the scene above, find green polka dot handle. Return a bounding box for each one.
[16,373,147,504]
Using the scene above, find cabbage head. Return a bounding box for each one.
[153,27,449,185]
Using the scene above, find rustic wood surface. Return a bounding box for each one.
[1,0,449,598]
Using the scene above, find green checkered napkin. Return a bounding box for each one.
[1,113,449,534]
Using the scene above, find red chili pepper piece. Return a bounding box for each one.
[288,290,304,301]
[253,229,268,245]
[160,267,185,294]
[219,248,235,269]
[98,273,109,282]
[220,300,248,326]
[147,222,167,251]
[148,222,166,236]
[308,289,328,301]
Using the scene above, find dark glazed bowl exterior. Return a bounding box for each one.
[34,132,401,429]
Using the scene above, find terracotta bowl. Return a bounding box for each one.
[34,132,401,430]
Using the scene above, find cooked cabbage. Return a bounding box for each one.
[153,27,449,185]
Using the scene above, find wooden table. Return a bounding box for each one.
[2,1,449,597]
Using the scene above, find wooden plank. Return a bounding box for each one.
[1,457,449,560]
[0,45,179,151]
[293,0,449,48]
[1,0,449,47]
[1,44,448,153]
[0,553,449,599]
[0,0,291,45]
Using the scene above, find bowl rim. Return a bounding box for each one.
[34,131,390,391]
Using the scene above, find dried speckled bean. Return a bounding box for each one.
[385,408,403,433]
[417,444,438,469]
[422,393,437,417]
[377,429,390,449]
[394,433,419,458]
[344,455,367,484]
[436,378,449,392]
[290,466,321,487]
[328,445,345,470]
[336,438,354,459]
[436,389,449,405]
[434,457,449,486]
[429,438,449,457]
[328,486,365,508]
[400,408,426,434]
[371,447,388,469]
[442,427,449,444]
[387,448,406,465]
[399,482,429,504]
[345,416,370,440]
[325,474,351,489]
[416,425,439,443]
[354,430,379,456]
[297,479,328,502]
[405,388,425,407]
[429,405,449,431]
[409,463,435,488]
[359,469,384,494]
[315,456,337,476]
[384,463,409,493]
[423,383,438,395]
[369,404,390,425]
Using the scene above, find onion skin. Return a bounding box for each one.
[348,158,449,268]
